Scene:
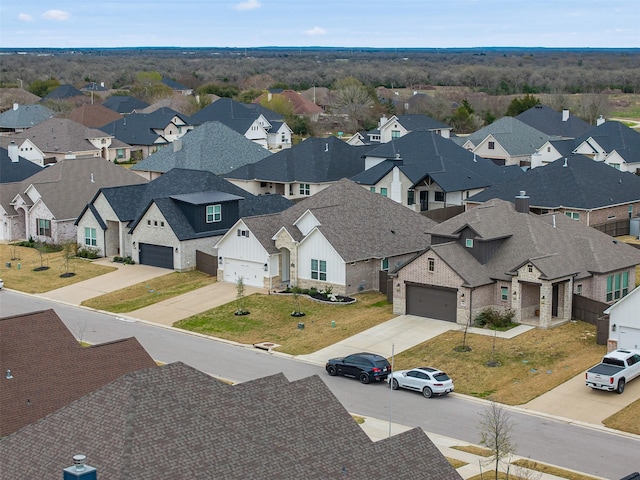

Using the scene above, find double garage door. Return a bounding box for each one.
[223,259,264,287]
[619,326,640,350]
[406,283,457,322]
[139,243,174,270]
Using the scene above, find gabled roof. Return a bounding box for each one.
[100,108,192,146]
[223,136,373,183]
[66,103,123,128]
[392,114,451,131]
[243,178,436,262]
[0,147,43,183]
[0,103,54,129]
[40,84,84,101]
[421,199,640,287]
[102,95,149,114]
[454,116,551,155]
[0,309,156,437]
[467,155,640,210]
[14,157,146,220]
[243,102,285,122]
[255,90,324,116]
[131,121,271,175]
[573,121,640,157]
[161,77,190,91]
[190,98,261,134]
[0,88,41,110]
[516,105,592,138]
[0,361,459,479]
[352,130,524,191]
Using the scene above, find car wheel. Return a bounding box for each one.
[359,372,370,384]
[422,386,433,398]
[391,378,399,390]
[327,365,337,376]
[616,378,625,394]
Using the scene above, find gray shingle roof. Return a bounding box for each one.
[573,120,640,160]
[395,113,451,131]
[0,103,54,129]
[516,105,592,138]
[423,199,640,286]
[190,97,260,133]
[102,95,149,114]
[100,108,192,147]
[224,136,374,183]
[0,147,43,183]
[244,178,437,261]
[131,121,271,175]
[467,155,640,210]
[0,361,460,479]
[40,84,84,101]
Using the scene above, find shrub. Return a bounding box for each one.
[474,308,516,329]
[77,246,100,259]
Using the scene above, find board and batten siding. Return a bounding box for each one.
[297,229,346,285]
[217,221,269,264]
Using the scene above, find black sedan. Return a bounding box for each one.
[325,352,391,384]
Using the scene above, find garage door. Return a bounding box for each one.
[619,326,640,350]
[139,243,174,269]
[223,259,263,287]
[406,283,457,322]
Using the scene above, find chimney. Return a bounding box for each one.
[62,455,97,479]
[562,109,569,122]
[13,102,19,111]
[173,138,182,152]
[596,115,605,126]
[8,141,19,162]
[100,81,105,88]
[515,191,530,213]
[379,115,387,127]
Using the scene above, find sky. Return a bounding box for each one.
[0,0,638,49]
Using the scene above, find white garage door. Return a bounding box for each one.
[223,259,264,287]
[619,326,640,350]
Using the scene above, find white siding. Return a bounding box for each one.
[294,210,320,236]
[297,229,346,285]
[216,221,269,264]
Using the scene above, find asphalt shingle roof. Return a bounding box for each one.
[0,361,460,479]
[394,113,451,131]
[0,103,54,129]
[0,147,43,183]
[190,98,260,133]
[100,108,192,146]
[573,120,640,160]
[40,84,84,101]
[516,105,593,138]
[102,95,149,114]
[131,121,272,175]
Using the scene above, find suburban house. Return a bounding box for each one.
[604,286,640,351]
[351,130,524,213]
[2,157,145,244]
[131,121,272,180]
[465,155,640,228]
[66,103,123,128]
[300,86,337,112]
[215,178,437,293]
[191,98,292,150]
[453,116,551,167]
[223,135,375,200]
[100,107,195,160]
[529,138,576,168]
[102,95,149,114]
[347,114,452,145]
[0,88,41,112]
[161,77,193,95]
[390,198,640,328]
[253,89,324,122]
[0,117,131,165]
[0,362,460,479]
[39,84,89,107]
[515,105,593,139]
[0,309,156,437]
[572,120,640,173]
[75,168,291,271]
[0,102,54,134]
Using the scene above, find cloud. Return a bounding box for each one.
[42,10,70,21]
[18,13,33,22]
[234,0,260,11]
[305,26,326,36]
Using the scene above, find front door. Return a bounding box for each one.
[420,191,428,211]
[552,284,559,317]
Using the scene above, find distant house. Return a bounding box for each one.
[66,103,123,128]
[161,77,193,95]
[572,120,640,173]
[0,88,41,111]
[0,362,460,479]
[0,309,156,437]
[40,84,88,107]
[254,89,324,122]
[516,105,592,139]
[102,95,149,114]
[347,114,452,145]
[131,121,273,180]
[0,102,54,134]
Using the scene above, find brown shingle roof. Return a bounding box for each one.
[66,103,123,128]
[0,362,460,479]
[0,309,157,437]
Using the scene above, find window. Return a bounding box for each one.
[311,259,327,281]
[547,146,551,152]
[576,284,582,295]
[391,130,401,139]
[37,218,51,237]
[116,149,124,159]
[607,271,629,302]
[237,229,250,237]
[528,264,533,273]
[370,187,376,193]
[84,227,97,246]
[206,204,221,223]
[428,257,435,272]
[465,238,473,248]
[488,141,495,150]
[565,211,580,220]
[407,190,415,205]
[381,258,389,271]
[607,215,616,220]
[380,187,387,197]
[299,184,310,195]
[629,205,634,218]
[160,221,165,227]
[434,191,445,202]
[147,220,151,226]
[501,287,508,301]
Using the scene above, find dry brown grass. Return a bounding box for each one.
[392,321,605,405]
[0,244,115,293]
[602,399,640,435]
[451,445,493,457]
[175,292,393,355]
[511,459,602,480]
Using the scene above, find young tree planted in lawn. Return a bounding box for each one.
[234,276,249,315]
[478,401,517,480]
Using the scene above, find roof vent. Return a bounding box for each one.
[325,143,329,152]
[563,157,568,167]
[90,173,95,183]
[63,454,97,479]
[6,369,13,379]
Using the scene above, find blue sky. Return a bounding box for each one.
[1,1,638,49]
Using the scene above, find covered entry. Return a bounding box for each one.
[139,243,174,269]
[406,283,457,322]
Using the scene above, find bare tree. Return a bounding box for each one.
[478,401,517,480]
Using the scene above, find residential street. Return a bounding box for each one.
[2,289,639,479]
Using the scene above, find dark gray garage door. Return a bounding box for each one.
[139,243,174,269]
[406,283,457,322]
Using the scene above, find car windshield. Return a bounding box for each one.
[434,373,450,381]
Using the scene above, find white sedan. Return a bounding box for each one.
[388,367,454,398]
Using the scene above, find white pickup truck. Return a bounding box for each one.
[585,349,640,394]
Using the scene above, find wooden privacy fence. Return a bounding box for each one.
[572,294,610,345]
[593,219,629,237]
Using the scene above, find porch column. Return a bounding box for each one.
[539,280,553,328]
[561,278,573,322]
[511,277,522,324]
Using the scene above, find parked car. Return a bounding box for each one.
[585,349,640,394]
[388,367,454,398]
[326,352,391,384]
[0,278,3,289]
